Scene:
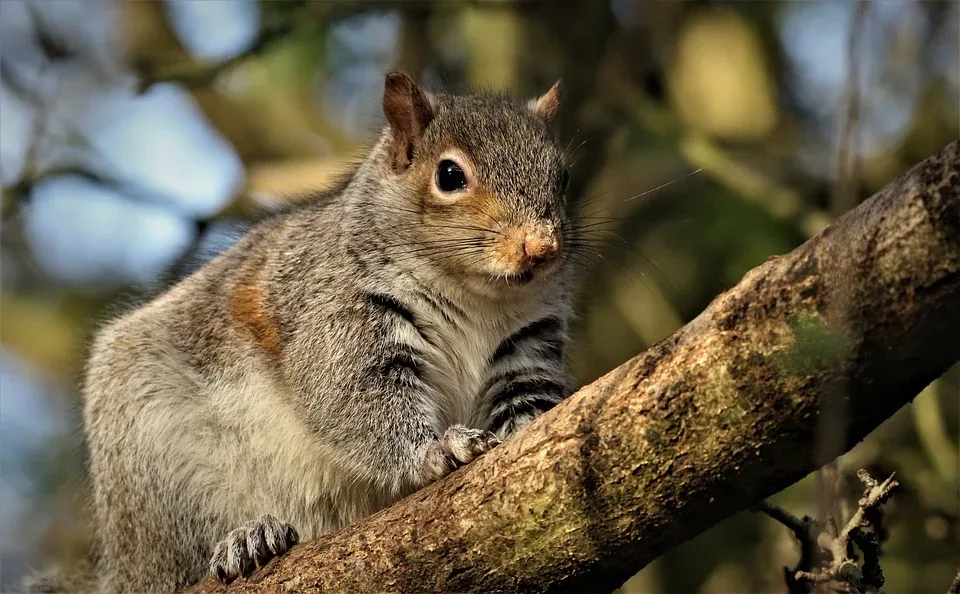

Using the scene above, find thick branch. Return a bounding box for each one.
[948,566,960,594]
[184,140,960,594]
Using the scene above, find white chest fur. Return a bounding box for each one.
[396,296,521,430]
[428,317,502,427]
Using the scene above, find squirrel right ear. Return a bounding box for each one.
[383,72,436,171]
[528,79,561,122]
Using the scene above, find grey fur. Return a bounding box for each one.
[34,74,578,593]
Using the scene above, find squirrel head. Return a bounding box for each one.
[377,72,571,295]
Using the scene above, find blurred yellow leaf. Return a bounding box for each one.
[0,292,84,381]
[913,381,960,483]
[668,8,778,140]
[116,1,192,76]
[242,156,351,209]
[614,271,683,347]
[460,5,520,89]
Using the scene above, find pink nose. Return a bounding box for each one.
[521,227,560,268]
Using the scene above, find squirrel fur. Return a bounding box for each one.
[28,72,579,593]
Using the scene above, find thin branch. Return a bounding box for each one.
[832,0,869,217]
[755,500,821,594]
[0,20,63,221]
[135,0,543,94]
[755,501,809,539]
[610,81,833,238]
[135,21,297,94]
[763,469,899,594]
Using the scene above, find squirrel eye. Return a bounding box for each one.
[436,160,468,193]
[560,168,570,191]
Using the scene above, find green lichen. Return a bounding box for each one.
[777,312,851,376]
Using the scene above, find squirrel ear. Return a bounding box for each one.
[528,79,561,122]
[383,72,435,171]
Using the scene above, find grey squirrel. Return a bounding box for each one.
[30,72,578,593]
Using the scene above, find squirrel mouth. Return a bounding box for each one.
[500,270,536,286]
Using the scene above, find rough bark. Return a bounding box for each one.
[184,140,960,594]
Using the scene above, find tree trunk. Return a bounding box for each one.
[184,139,960,594]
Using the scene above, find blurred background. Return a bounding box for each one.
[1,0,957,592]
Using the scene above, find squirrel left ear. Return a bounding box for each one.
[383,72,436,171]
[528,79,561,122]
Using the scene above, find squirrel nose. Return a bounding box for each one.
[521,226,561,268]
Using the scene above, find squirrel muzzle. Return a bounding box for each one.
[519,224,561,271]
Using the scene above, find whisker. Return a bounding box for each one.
[381,238,489,251]
[387,245,491,261]
[622,168,703,203]
[386,245,492,260]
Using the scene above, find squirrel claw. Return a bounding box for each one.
[209,514,299,584]
[422,425,501,483]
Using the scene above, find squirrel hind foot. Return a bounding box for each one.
[209,514,299,584]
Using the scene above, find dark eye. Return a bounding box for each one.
[436,160,467,192]
[560,168,570,191]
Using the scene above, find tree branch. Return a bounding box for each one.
[948,565,960,594]
[755,500,820,593]
[765,469,898,593]
[135,0,543,93]
[183,139,960,594]
[135,20,296,94]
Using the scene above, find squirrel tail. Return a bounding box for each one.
[21,559,98,594]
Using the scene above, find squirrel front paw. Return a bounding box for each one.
[422,424,501,483]
[209,514,299,584]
